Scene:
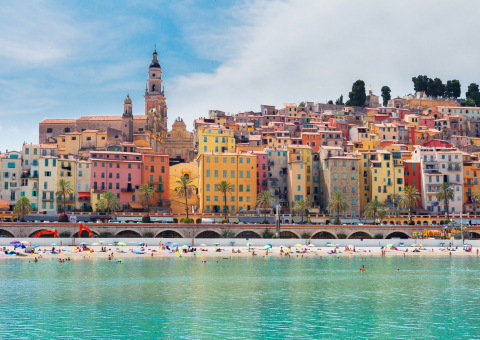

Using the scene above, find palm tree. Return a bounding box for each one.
[96,191,120,219]
[294,198,311,223]
[175,175,196,220]
[256,190,274,223]
[216,181,233,220]
[364,200,387,225]
[14,196,33,221]
[327,191,349,225]
[56,179,73,214]
[436,182,454,220]
[138,184,155,218]
[399,186,421,219]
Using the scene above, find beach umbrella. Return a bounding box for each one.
[295,244,302,248]
[327,244,335,247]
[166,242,172,244]
[214,243,221,246]
[182,245,188,249]
[80,242,88,246]
[200,244,207,247]
[308,244,315,247]
[51,243,59,246]
[386,244,393,248]
[246,242,252,247]
[118,242,126,246]
[33,245,39,248]
[20,241,29,245]
[171,243,179,247]
[128,241,136,244]
[92,243,100,246]
[266,244,272,248]
[10,241,20,244]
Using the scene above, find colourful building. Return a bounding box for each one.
[197,153,258,213]
[142,153,170,212]
[197,126,236,155]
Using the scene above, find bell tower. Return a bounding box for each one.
[144,50,168,135]
[122,95,133,142]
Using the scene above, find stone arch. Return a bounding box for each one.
[173,218,178,223]
[325,220,330,225]
[72,230,99,238]
[416,221,422,225]
[311,231,337,239]
[385,231,410,239]
[431,220,437,225]
[469,232,480,240]
[348,231,373,239]
[155,230,184,238]
[403,220,409,225]
[236,230,262,238]
[0,229,14,237]
[196,219,202,224]
[423,221,429,226]
[29,229,56,238]
[382,220,388,225]
[279,230,300,239]
[115,230,142,237]
[283,219,290,224]
[195,230,221,238]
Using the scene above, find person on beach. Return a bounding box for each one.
[34,257,38,263]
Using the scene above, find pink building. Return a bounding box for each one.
[419,116,434,129]
[90,151,143,210]
[251,151,268,194]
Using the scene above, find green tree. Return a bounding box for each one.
[346,80,366,106]
[256,190,274,223]
[399,186,421,218]
[96,191,120,218]
[327,191,348,224]
[466,83,480,106]
[412,75,429,93]
[294,198,310,223]
[56,179,73,214]
[298,101,306,107]
[327,100,334,105]
[436,182,454,220]
[216,181,233,220]
[364,200,387,225]
[14,196,33,221]
[381,86,391,106]
[446,80,461,98]
[431,78,445,97]
[335,94,344,105]
[175,175,196,220]
[461,98,476,107]
[138,184,155,218]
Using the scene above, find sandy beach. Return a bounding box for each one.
[1,244,479,260]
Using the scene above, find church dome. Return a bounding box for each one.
[124,94,132,104]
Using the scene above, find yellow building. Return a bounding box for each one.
[356,149,377,211]
[57,130,107,156]
[169,161,200,215]
[287,160,307,207]
[287,145,313,203]
[368,150,404,213]
[197,153,257,213]
[57,158,77,212]
[197,126,236,155]
[362,134,381,150]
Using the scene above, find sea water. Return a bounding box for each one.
[1,256,480,339]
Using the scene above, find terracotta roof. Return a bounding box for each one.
[39,144,58,149]
[40,119,77,124]
[77,116,122,121]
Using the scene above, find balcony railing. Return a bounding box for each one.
[447,166,461,171]
[121,188,135,193]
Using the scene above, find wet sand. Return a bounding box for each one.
[1,245,478,260]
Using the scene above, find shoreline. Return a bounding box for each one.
[1,245,478,260]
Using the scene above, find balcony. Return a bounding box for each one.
[447,166,461,171]
[121,187,135,193]
[270,181,279,187]
[61,165,72,171]
[279,170,287,176]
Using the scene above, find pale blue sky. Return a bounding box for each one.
[1,0,480,151]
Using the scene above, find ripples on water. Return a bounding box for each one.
[1,256,480,339]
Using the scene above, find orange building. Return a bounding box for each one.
[142,153,170,212]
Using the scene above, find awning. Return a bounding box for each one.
[152,216,174,222]
[229,217,240,223]
[129,202,144,209]
[340,218,361,224]
[0,199,10,210]
[78,192,91,197]
[310,218,325,223]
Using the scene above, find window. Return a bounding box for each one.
[231,170,235,178]
[246,171,251,178]
[214,170,219,177]
[223,170,227,178]
[246,185,251,192]
[206,170,210,177]
[297,185,301,191]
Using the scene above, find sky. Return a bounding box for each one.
[1,0,480,151]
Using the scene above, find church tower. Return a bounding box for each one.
[144,50,168,135]
[122,94,133,142]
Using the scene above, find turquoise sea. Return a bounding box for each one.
[1,256,480,339]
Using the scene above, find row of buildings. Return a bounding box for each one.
[2,51,480,219]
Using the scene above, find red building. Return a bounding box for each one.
[404,160,422,207]
[422,139,453,148]
[142,153,170,212]
[397,109,409,120]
